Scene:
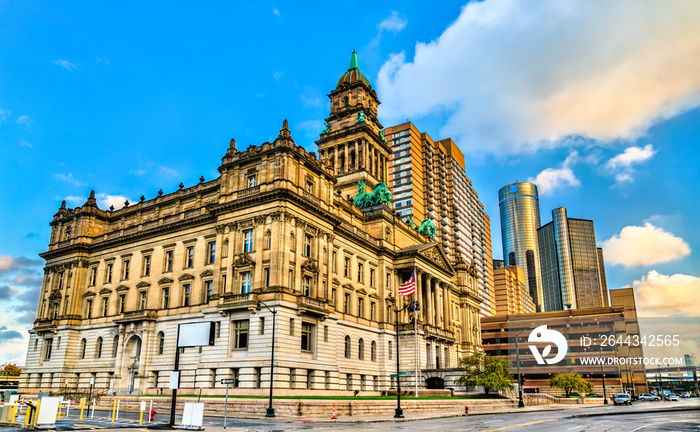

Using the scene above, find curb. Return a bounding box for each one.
[572,405,700,418]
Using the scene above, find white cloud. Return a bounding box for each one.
[96,56,110,65]
[274,71,284,83]
[16,115,31,126]
[604,144,656,186]
[0,109,10,122]
[96,193,132,210]
[378,11,408,33]
[158,165,178,177]
[54,172,85,186]
[633,271,700,316]
[63,195,84,205]
[53,59,78,71]
[601,222,691,267]
[527,151,580,196]
[377,0,700,155]
[272,8,280,16]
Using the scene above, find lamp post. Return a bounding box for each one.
[600,347,608,404]
[513,328,531,408]
[256,301,277,418]
[392,298,414,419]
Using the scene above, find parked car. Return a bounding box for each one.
[613,393,632,405]
[667,394,679,401]
[569,392,580,397]
[638,393,661,401]
[680,392,691,398]
[587,393,602,398]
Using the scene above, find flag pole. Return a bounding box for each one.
[414,266,419,398]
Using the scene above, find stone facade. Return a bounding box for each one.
[20,53,483,395]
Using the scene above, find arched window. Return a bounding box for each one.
[158,332,165,355]
[358,338,365,360]
[80,338,87,359]
[264,231,272,250]
[344,336,351,359]
[290,233,296,252]
[371,340,377,362]
[113,335,119,357]
[343,96,349,107]
[96,337,103,358]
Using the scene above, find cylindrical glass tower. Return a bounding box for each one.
[498,182,543,311]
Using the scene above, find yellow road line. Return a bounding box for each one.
[481,419,556,432]
[74,424,106,429]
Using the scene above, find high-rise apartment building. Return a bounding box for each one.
[385,122,494,315]
[538,207,609,310]
[498,182,543,311]
[493,265,536,315]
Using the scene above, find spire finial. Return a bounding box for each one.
[349,49,359,70]
[282,119,289,130]
[85,189,97,207]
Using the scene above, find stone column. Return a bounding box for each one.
[344,143,349,172]
[425,276,433,326]
[334,146,338,173]
[354,141,358,171]
[433,279,439,327]
[443,284,450,329]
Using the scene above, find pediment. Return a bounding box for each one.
[116,285,130,292]
[178,273,195,281]
[136,281,151,288]
[158,277,173,285]
[232,253,255,268]
[369,293,379,300]
[410,243,455,275]
[342,283,355,291]
[99,288,112,295]
[332,277,341,286]
[200,269,214,278]
[356,288,368,295]
[301,258,319,273]
[83,290,96,298]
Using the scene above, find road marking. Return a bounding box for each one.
[629,420,690,431]
[481,419,555,432]
[483,420,505,423]
[74,424,106,429]
[567,426,584,430]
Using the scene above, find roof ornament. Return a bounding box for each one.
[379,130,388,143]
[356,110,366,123]
[84,190,97,207]
[274,119,294,145]
[321,121,331,135]
[199,176,205,183]
[158,189,163,196]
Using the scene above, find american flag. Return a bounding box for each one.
[398,272,415,297]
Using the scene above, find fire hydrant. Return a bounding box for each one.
[150,409,156,422]
[464,406,469,415]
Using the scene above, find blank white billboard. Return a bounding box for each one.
[177,322,215,347]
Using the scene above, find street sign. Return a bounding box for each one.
[221,379,236,385]
[390,372,408,378]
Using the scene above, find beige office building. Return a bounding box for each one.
[20,51,483,395]
[384,122,494,316]
[493,265,536,315]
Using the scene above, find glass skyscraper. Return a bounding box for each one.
[498,182,543,311]
[538,207,610,310]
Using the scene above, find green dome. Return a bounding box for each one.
[336,50,372,89]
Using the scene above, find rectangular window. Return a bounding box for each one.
[301,323,313,352]
[205,281,213,302]
[288,269,294,290]
[221,274,227,293]
[183,284,191,306]
[140,291,147,310]
[101,297,108,317]
[303,234,312,257]
[44,338,53,360]
[358,297,364,318]
[58,272,64,289]
[386,271,392,288]
[243,230,253,253]
[344,293,351,314]
[142,255,151,276]
[85,299,93,318]
[289,318,295,336]
[370,301,376,321]
[105,264,113,283]
[185,246,194,268]
[248,176,256,188]
[263,267,270,288]
[332,251,337,273]
[119,294,126,314]
[241,272,251,294]
[369,268,375,287]
[63,295,70,315]
[302,276,312,296]
[165,251,173,272]
[89,268,97,286]
[207,242,216,264]
[122,260,130,280]
[259,317,265,335]
[52,302,59,319]
[324,325,329,342]
[344,257,350,278]
[232,320,249,349]
[162,288,169,309]
[358,263,364,283]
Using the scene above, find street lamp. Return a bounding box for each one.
[599,347,608,405]
[256,301,277,418]
[513,328,531,408]
[392,297,414,419]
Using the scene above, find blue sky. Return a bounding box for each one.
[1,1,699,363]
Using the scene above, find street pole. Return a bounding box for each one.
[600,349,608,405]
[224,382,229,429]
[257,301,277,418]
[515,333,524,407]
[394,304,403,418]
[170,325,181,426]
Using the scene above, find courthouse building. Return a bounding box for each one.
[20,52,483,395]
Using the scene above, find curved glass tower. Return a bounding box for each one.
[498,182,543,311]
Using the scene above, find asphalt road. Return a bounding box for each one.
[2,399,698,432]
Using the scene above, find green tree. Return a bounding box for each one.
[550,373,594,397]
[0,362,22,376]
[455,352,513,395]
